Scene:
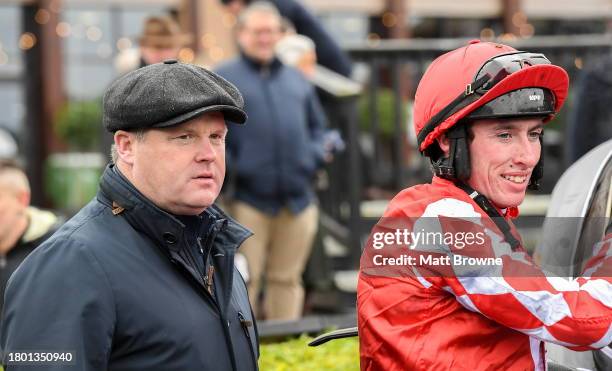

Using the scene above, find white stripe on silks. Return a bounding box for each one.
[582,239,612,277]
[442,286,481,313]
[412,198,483,253]
[545,276,580,292]
[452,254,504,278]
[411,216,448,253]
[529,337,545,371]
[484,226,532,265]
[581,279,612,307]
[582,264,600,279]
[590,238,611,258]
[521,327,578,347]
[510,290,571,326]
[420,198,482,219]
[457,276,514,295]
[411,266,432,288]
[484,227,513,258]
[455,294,480,313]
[546,274,612,308]
[581,239,610,277]
[590,323,612,349]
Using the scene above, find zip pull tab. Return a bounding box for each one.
[197,237,204,255]
[206,265,215,295]
[238,312,253,338]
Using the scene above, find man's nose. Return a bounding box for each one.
[195,138,217,162]
[514,137,540,167]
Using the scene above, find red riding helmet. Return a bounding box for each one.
[413,40,569,188]
[414,40,569,152]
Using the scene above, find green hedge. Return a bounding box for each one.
[259,335,359,370]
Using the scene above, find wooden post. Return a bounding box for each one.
[22,0,65,206]
[178,0,201,54]
[502,0,522,36]
[189,0,238,67]
[385,0,409,39]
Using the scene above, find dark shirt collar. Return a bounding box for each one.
[240,50,283,73]
[97,164,252,253]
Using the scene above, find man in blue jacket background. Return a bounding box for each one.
[220,0,352,78]
[216,1,328,320]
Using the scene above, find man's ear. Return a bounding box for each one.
[16,189,30,207]
[114,130,137,165]
[436,133,451,157]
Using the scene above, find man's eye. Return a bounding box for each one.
[529,131,543,140]
[210,134,225,142]
[175,134,193,140]
[497,132,511,139]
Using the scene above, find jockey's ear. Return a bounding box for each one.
[436,133,450,157]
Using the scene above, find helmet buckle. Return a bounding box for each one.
[465,83,475,96]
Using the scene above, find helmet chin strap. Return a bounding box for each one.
[431,124,470,181]
[454,181,522,251]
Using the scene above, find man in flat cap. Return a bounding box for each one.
[1,61,259,371]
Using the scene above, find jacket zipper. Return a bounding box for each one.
[170,219,241,371]
[238,311,257,370]
[200,220,241,371]
[261,70,283,201]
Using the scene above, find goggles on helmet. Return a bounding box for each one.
[417,51,555,149]
[474,52,551,93]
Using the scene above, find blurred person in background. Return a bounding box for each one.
[216,1,329,320]
[0,162,61,313]
[106,15,193,158]
[0,127,19,161]
[275,32,317,79]
[114,15,192,74]
[0,129,61,314]
[565,56,612,165]
[220,0,352,77]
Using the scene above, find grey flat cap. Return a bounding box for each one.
[103,59,247,132]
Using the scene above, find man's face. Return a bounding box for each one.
[140,46,181,65]
[125,112,227,215]
[467,118,543,209]
[237,11,282,64]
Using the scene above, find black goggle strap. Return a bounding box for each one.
[417,74,491,151]
[455,181,521,251]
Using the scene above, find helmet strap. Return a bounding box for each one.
[455,181,521,251]
[431,123,471,181]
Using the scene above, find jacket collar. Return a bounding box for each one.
[97,164,252,253]
[240,50,283,74]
